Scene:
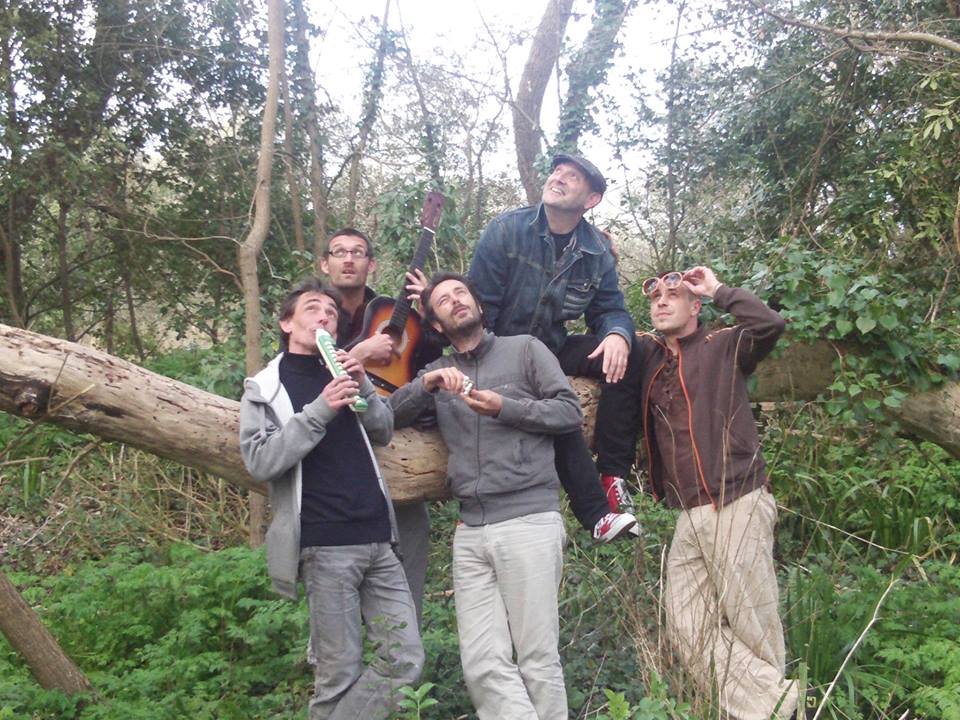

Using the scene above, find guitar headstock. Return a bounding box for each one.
[420,191,444,232]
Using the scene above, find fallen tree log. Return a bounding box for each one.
[1,325,957,507]
[752,339,960,457]
[0,324,598,502]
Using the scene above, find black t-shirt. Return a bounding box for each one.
[552,230,575,265]
[279,352,390,548]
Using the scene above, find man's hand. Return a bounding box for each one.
[321,373,361,410]
[598,228,619,264]
[337,350,366,383]
[405,269,429,308]
[682,266,722,299]
[421,367,469,393]
[349,333,394,366]
[462,389,502,417]
[587,333,630,383]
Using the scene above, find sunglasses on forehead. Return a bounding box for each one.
[642,271,690,297]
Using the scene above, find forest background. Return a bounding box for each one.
[0,0,959,718]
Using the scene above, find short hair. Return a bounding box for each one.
[325,227,374,258]
[277,277,343,350]
[420,271,483,327]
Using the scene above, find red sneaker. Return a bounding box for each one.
[601,475,635,513]
[592,512,638,543]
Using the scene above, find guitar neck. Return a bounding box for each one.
[385,191,443,333]
[386,233,436,332]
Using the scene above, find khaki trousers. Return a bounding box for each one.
[666,488,800,720]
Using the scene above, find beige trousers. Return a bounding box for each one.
[666,488,800,720]
[453,511,568,720]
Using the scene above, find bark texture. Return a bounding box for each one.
[513,0,575,204]
[237,0,284,547]
[1,327,957,506]
[0,568,92,694]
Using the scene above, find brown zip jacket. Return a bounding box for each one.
[638,285,786,510]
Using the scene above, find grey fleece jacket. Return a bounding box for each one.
[390,332,582,526]
[239,353,397,600]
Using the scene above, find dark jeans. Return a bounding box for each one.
[554,334,643,529]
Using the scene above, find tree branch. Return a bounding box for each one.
[746,0,960,55]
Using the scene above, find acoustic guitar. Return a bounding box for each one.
[351,191,444,396]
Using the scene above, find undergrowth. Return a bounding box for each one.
[2,403,959,719]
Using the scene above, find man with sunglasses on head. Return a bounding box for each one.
[407,154,640,543]
[637,266,803,720]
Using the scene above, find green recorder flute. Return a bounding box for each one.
[315,328,368,413]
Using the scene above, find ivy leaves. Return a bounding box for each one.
[746,241,959,423]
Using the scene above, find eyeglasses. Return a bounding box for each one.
[327,247,369,259]
[642,271,685,297]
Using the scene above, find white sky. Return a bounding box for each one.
[304,0,689,216]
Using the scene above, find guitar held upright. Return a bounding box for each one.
[351,191,445,396]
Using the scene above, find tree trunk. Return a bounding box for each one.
[556,0,633,151]
[280,67,306,253]
[661,2,685,269]
[120,252,145,363]
[398,31,443,187]
[0,568,92,694]
[346,0,391,224]
[513,0,575,204]
[57,199,74,341]
[0,31,25,327]
[290,0,329,263]
[238,0,284,549]
[103,288,114,355]
[2,326,958,501]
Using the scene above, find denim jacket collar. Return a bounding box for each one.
[530,203,605,256]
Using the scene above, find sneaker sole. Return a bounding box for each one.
[598,515,637,543]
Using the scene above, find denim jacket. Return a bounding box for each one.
[468,204,634,354]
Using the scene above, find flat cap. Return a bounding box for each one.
[551,153,606,194]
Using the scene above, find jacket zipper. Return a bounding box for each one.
[469,357,484,524]
[676,345,716,511]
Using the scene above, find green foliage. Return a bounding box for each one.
[369,179,472,286]
[595,672,692,720]
[784,561,960,720]
[396,682,438,719]
[0,545,310,719]
[147,341,248,400]
[769,407,959,560]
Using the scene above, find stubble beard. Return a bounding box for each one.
[441,313,483,346]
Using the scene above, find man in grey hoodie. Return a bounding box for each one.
[390,271,578,720]
[239,277,423,720]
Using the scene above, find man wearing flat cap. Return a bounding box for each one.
[426,153,643,544]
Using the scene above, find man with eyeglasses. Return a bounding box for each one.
[320,228,432,625]
[407,154,640,543]
[637,266,803,720]
[321,229,394,367]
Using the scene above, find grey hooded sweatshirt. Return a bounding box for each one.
[239,353,397,600]
[390,332,582,525]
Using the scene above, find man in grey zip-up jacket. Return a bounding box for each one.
[391,272,579,720]
[239,277,422,720]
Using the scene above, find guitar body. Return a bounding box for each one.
[348,190,445,396]
[356,296,442,396]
